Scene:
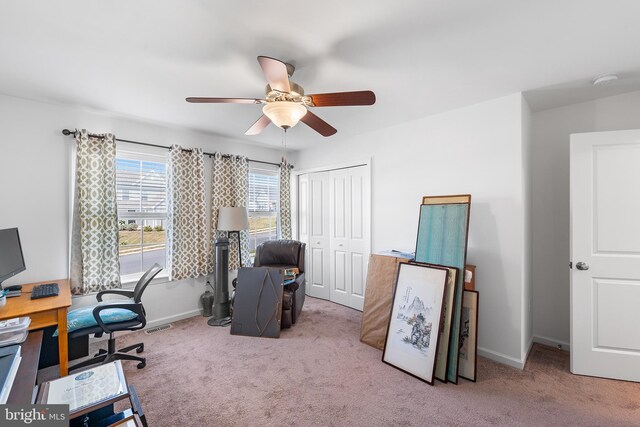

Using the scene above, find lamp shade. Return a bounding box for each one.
[262,101,307,129]
[217,207,249,231]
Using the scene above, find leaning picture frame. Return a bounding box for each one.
[382,262,448,385]
[458,290,479,382]
[410,262,459,383]
[414,194,471,383]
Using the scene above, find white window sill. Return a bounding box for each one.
[70,273,172,300]
[70,271,209,300]
[120,272,171,288]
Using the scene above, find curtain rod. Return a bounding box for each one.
[61,129,290,168]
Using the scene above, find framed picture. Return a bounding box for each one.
[409,262,458,383]
[458,290,479,382]
[414,194,471,383]
[410,263,459,383]
[382,262,448,385]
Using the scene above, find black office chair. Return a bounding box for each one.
[69,263,162,372]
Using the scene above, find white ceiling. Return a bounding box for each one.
[1,1,640,150]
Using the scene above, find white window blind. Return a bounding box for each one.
[247,164,280,257]
[115,150,168,281]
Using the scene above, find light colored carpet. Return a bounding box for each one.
[105,297,639,426]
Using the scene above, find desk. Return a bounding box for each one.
[0,279,71,376]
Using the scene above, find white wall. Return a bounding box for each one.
[530,90,640,349]
[0,93,282,327]
[292,93,532,367]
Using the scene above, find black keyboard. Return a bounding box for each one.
[31,283,59,299]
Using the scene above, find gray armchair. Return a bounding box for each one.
[253,240,306,328]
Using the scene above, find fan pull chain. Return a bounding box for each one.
[281,128,288,165]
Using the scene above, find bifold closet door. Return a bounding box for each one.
[305,171,330,300]
[329,166,368,310]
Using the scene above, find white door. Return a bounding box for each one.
[329,166,370,310]
[570,129,640,382]
[307,171,330,300]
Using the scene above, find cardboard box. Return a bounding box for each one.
[360,253,411,350]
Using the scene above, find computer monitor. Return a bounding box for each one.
[0,227,26,288]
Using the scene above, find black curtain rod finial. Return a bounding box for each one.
[62,129,75,136]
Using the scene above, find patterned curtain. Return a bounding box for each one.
[211,153,250,270]
[69,130,121,295]
[167,145,208,280]
[279,160,292,239]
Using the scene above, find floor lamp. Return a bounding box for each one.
[217,207,250,268]
[208,207,249,327]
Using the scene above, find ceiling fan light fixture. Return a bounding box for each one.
[592,73,619,86]
[262,101,307,129]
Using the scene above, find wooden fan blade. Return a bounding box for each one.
[186,97,261,104]
[257,56,291,93]
[300,111,337,137]
[308,90,376,107]
[245,115,272,136]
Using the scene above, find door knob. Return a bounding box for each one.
[316,241,321,245]
[576,262,589,271]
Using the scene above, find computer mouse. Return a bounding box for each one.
[5,285,22,292]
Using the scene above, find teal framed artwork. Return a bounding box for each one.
[414,195,471,383]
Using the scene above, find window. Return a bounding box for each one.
[116,150,168,282]
[247,165,280,258]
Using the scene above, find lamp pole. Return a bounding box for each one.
[234,230,243,267]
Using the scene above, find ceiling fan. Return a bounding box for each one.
[186,56,376,137]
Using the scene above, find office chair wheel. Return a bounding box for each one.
[136,344,144,353]
[137,360,146,369]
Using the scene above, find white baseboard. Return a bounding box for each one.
[478,346,526,370]
[89,309,202,343]
[533,335,570,352]
[144,309,202,330]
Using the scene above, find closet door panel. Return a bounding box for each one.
[333,250,349,302]
[347,167,368,310]
[350,173,364,240]
[333,176,347,239]
[330,169,350,306]
[311,177,326,237]
[307,172,330,300]
[351,252,365,309]
[311,247,327,289]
